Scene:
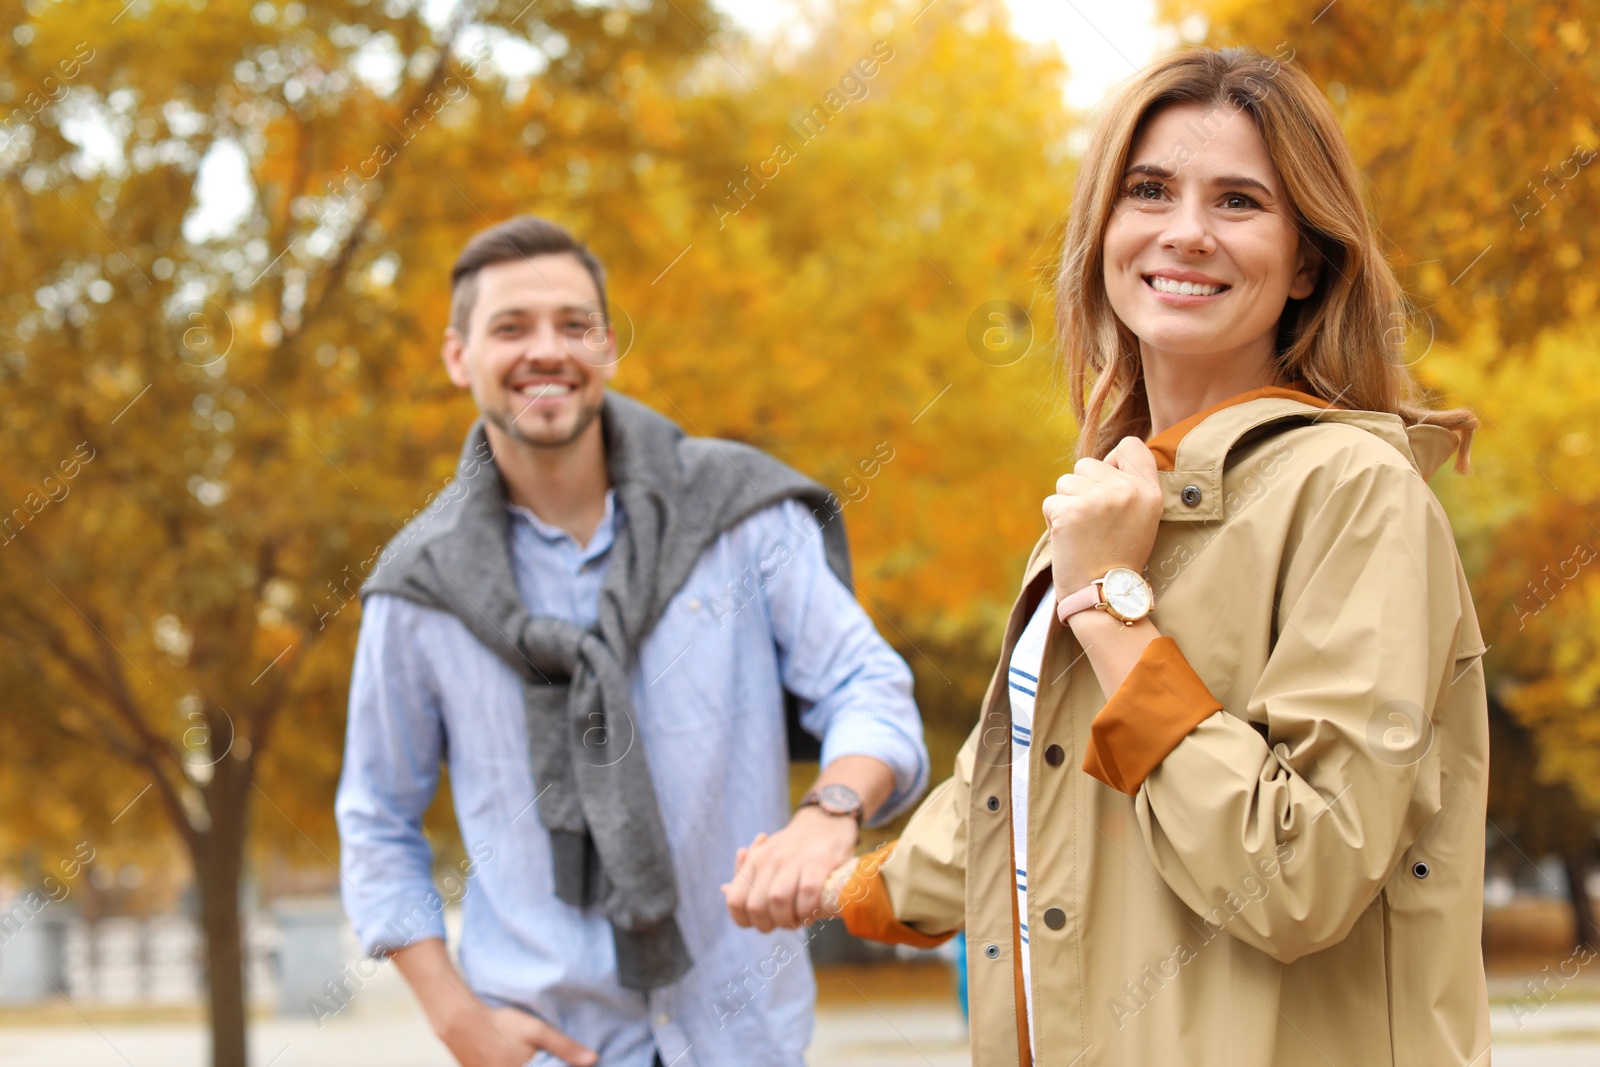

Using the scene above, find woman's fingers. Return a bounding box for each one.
[1072,455,1113,481]
[1054,473,1097,496]
[1107,435,1159,486]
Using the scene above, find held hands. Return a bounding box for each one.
[721,806,859,932]
[1042,435,1164,598]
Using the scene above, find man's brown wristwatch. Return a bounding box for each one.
[798,783,865,825]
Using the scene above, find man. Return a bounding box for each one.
[335,215,928,1067]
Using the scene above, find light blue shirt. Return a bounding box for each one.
[335,493,928,1067]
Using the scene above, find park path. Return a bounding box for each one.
[1,995,1598,1065]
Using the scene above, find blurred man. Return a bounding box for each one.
[335,216,927,1067]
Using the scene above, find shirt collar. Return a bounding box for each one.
[506,488,619,560]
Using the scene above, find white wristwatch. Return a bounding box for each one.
[1056,566,1155,626]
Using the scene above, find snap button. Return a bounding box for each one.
[1412,861,1430,879]
[686,598,702,611]
[986,795,1000,812]
[985,943,1000,959]
[1043,907,1065,930]
[1044,744,1064,767]
[1181,485,1203,506]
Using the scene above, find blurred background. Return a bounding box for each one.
[2,0,1598,1063]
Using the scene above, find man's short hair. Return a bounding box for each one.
[448,215,608,338]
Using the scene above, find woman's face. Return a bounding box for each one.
[1101,101,1318,375]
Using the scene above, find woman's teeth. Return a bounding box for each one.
[1147,276,1226,296]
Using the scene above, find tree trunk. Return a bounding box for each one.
[192,769,252,1067]
[1562,849,1598,951]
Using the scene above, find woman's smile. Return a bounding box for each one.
[1142,268,1232,305]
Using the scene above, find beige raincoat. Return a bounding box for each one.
[842,390,1491,1066]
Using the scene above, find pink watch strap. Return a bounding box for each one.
[1055,582,1101,624]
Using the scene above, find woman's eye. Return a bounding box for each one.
[1222,193,1260,210]
[1128,181,1165,201]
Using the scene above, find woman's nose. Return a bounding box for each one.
[1160,198,1216,256]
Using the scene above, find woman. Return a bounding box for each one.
[727,47,1491,1066]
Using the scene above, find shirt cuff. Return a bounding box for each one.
[346,885,450,957]
[820,718,929,826]
[1081,635,1224,795]
[836,842,958,949]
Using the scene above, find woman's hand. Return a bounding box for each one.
[1043,435,1164,597]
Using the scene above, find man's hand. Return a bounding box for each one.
[721,806,859,932]
[437,1001,598,1067]
[391,937,596,1067]
[1043,435,1163,597]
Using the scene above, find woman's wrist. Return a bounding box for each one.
[821,855,861,916]
[1066,609,1162,699]
[1066,603,1159,641]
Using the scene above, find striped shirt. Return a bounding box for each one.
[335,494,928,1067]
[1008,591,1056,1052]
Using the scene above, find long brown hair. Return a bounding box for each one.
[1057,46,1477,472]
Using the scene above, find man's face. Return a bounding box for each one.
[441,253,617,449]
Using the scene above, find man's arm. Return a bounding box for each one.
[336,595,451,956]
[336,596,593,1067]
[721,500,928,932]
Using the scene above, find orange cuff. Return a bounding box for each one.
[837,842,958,949]
[1082,635,1223,795]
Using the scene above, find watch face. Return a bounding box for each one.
[1102,567,1152,619]
[817,783,862,816]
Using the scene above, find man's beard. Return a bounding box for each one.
[489,392,604,450]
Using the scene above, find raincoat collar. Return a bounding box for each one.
[1026,384,1462,582]
[1151,388,1460,523]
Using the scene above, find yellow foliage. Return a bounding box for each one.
[0,0,1071,873]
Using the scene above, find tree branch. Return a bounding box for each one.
[279,16,472,350]
[0,608,200,852]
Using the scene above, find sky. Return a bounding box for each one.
[718,0,1172,111]
[1001,0,1166,109]
[184,0,1171,239]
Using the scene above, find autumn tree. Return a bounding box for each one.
[1428,330,1600,937]
[0,2,717,1065]
[1488,695,1600,950]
